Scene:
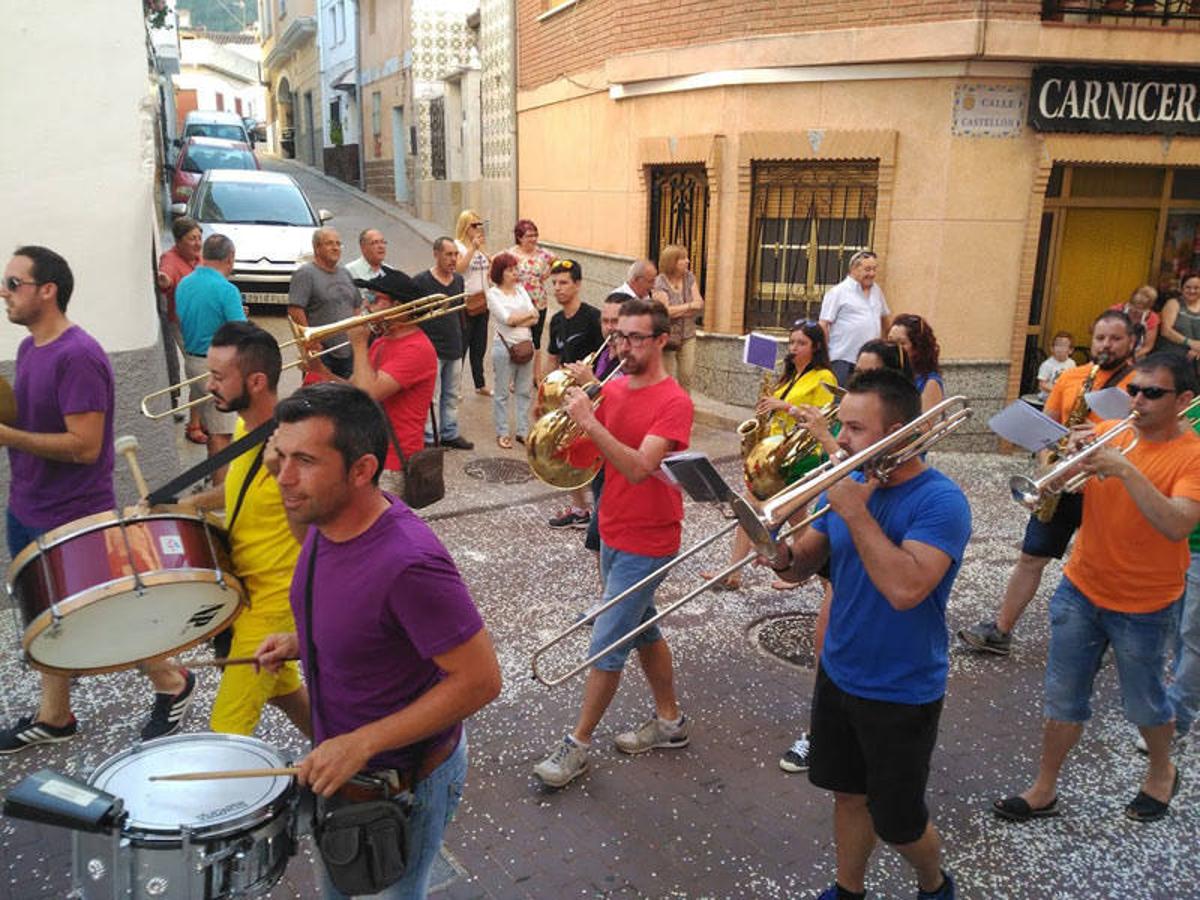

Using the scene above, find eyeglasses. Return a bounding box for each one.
[848,251,878,266]
[470,222,485,228]
[612,331,658,347]
[1126,384,1176,399]
[3,276,38,292]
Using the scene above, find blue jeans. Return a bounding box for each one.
[321,734,469,900]
[490,343,532,439]
[425,356,463,442]
[1169,552,1200,736]
[6,507,41,559]
[1044,576,1179,727]
[589,542,674,671]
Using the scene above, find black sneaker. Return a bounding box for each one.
[779,733,810,773]
[0,715,78,754]
[548,508,591,529]
[957,620,1012,656]
[141,669,197,741]
[442,436,474,450]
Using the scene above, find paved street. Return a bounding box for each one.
[1,167,1197,899]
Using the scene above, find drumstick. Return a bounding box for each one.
[115,435,150,500]
[186,655,301,668]
[149,767,300,782]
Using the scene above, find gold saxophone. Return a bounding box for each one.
[737,370,776,459]
[1033,361,1100,523]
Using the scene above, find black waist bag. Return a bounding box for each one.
[315,792,410,895]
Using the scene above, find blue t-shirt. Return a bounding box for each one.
[813,467,971,704]
[175,266,246,355]
[915,371,944,396]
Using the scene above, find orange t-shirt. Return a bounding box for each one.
[1064,425,1200,613]
[1043,362,1136,425]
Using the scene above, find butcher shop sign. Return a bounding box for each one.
[1029,65,1200,136]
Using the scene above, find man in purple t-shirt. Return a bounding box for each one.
[0,246,197,754]
[256,382,501,898]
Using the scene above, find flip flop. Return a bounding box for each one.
[992,794,1060,822]
[1125,766,1181,823]
[496,435,513,450]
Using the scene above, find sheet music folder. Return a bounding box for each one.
[660,452,737,504]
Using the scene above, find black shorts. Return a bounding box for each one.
[807,667,943,845]
[1020,490,1082,559]
[584,468,605,552]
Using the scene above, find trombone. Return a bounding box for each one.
[140,291,467,419]
[530,395,973,688]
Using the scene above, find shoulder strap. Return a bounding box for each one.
[226,441,266,533]
[146,417,277,507]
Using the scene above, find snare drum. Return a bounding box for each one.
[73,733,298,899]
[6,507,246,675]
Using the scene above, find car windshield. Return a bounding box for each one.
[182,146,255,174]
[197,181,316,226]
[185,123,246,141]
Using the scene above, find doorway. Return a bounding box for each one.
[392,106,408,203]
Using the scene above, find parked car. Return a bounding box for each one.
[179,110,254,147]
[172,169,332,305]
[170,136,258,204]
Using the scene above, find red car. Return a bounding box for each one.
[170,136,258,205]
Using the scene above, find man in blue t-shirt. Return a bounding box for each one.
[766,368,971,900]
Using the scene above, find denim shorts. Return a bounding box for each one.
[1020,491,1082,559]
[1044,576,1180,727]
[588,542,674,671]
[6,507,41,560]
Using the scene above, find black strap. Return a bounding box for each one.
[226,441,267,533]
[146,417,278,506]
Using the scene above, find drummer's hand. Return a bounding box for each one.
[254,632,299,673]
[299,733,374,797]
[562,361,594,384]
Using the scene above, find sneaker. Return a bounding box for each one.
[957,620,1012,656]
[1134,732,1187,755]
[780,733,810,773]
[548,508,591,529]
[533,735,589,787]
[816,885,869,900]
[615,715,690,755]
[0,715,78,755]
[918,870,955,900]
[442,436,474,450]
[140,669,197,741]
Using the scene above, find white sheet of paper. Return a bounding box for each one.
[988,400,1069,453]
[1084,387,1132,422]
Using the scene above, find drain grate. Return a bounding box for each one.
[750,612,817,668]
[463,456,535,485]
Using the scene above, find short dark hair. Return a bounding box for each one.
[618,296,669,336]
[1136,352,1198,395]
[210,321,282,391]
[550,258,582,282]
[171,216,201,243]
[1093,308,1133,336]
[489,251,518,286]
[14,245,73,311]
[857,339,914,382]
[846,367,922,428]
[603,291,627,306]
[275,382,388,484]
[202,233,235,261]
[433,236,455,253]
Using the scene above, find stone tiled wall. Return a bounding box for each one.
[411,1,476,181]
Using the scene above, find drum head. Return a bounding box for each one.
[89,734,291,837]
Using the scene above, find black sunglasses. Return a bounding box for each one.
[791,319,819,330]
[1126,384,1176,399]
[4,276,39,292]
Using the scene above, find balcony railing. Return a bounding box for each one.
[1042,0,1200,25]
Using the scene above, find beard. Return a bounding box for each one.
[1095,349,1129,370]
[212,378,251,413]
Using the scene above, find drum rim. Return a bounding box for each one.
[5,506,216,589]
[89,733,295,841]
[21,569,246,676]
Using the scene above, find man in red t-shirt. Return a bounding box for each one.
[347,270,437,498]
[534,297,694,789]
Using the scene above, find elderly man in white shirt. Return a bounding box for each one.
[818,250,891,386]
[345,228,389,283]
[613,259,667,304]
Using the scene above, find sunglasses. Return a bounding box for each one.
[551,261,575,272]
[791,319,818,329]
[3,276,38,292]
[1126,384,1176,399]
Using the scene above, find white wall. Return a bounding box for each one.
[318,0,358,147]
[1,4,159,361]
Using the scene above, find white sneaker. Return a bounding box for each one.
[614,715,690,755]
[779,733,810,773]
[534,735,589,787]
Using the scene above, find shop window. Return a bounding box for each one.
[648,166,710,298]
[744,160,878,331]
[1070,165,1164,198]
[1172,169,1200,200]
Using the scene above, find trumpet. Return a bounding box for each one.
[526,361,625,490]
[140,291,467,419]
[1009,412,1140,511]
[537,337,612,413]
[530,395,973,687]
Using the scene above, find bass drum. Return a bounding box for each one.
[6,507,245,676]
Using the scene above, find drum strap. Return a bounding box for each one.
[146,417,277,506]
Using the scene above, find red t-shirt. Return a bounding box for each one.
[369,329,438,467]
[158,246,196,320]
[594,376,694,557]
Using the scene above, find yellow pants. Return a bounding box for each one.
[209,612,303,735]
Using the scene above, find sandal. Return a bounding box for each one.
[185,423,209,445]
[496,435,513,450]
[1125,766,1181,823]
[992,794,1059,822]
[700,571,742,591]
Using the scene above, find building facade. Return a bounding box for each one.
[261,0,321,166]
[317,0,361,184]
[175,29,266,133]
[359,0,414,205]
[516,0,1200,446]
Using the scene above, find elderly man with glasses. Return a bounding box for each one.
[818,250,891,387]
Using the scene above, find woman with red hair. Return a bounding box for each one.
[888,313,944,411]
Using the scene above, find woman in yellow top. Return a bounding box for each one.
[705,320,837,590]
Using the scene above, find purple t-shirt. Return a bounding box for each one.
[9,326,115,530]
[291,497,484,770]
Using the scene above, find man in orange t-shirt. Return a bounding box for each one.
[961,309,1137,655]
[996,353,1200,825]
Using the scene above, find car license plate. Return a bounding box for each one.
[240,291,289,305]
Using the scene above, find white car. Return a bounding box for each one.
[172,169,332,306]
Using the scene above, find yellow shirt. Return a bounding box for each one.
[768,367,836,437]
[223,418,301,629]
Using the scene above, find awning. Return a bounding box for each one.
[333,67,357,92]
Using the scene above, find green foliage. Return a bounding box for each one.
[178,0,258,33]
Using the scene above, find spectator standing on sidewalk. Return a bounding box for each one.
[653,244,706,393]
[455,209,492,396]
[156,215,202,417]
[819,250,891,387]
[414,237,473,449]
[508,218,555,381]
[486,253,537,449]
[345,228,390,287]
[288,227,359,380]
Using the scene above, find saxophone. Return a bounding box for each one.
[737,370,777,459]
[1033,361,1100,523]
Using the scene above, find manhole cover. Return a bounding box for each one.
[463,456,535,485]
[750,613,817,668]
